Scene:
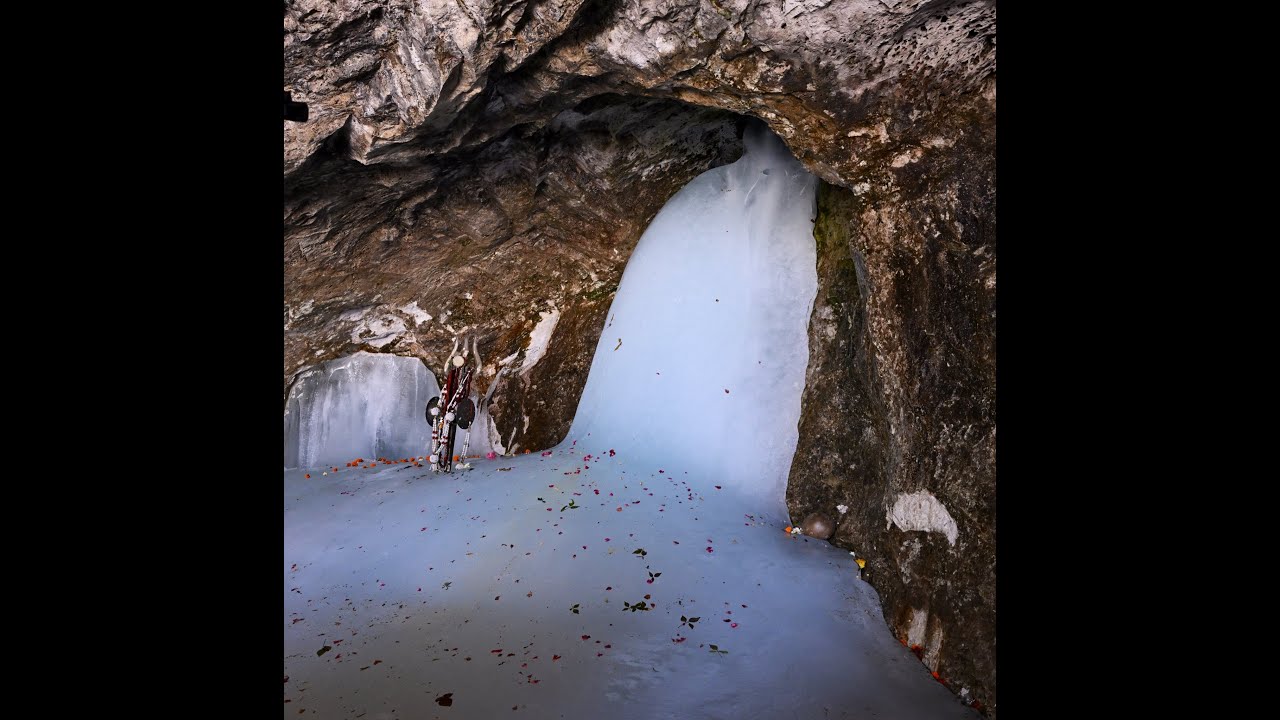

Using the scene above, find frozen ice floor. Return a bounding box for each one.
[283,448,976,719]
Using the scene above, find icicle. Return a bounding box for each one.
[483,366,505,406]
[477,363,507,456]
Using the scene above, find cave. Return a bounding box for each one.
[284,0,996,716]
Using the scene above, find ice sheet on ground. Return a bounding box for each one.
[283,453,973,718]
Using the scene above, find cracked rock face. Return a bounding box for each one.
[786,109,995,713]
[285,0,995,712]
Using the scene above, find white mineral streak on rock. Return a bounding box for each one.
[906,607,928,647]
[399,301,433,326]
[521,307,560,374]
[887,491,958,545]
[352,315,408,348]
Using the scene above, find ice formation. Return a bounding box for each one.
[568,124,818,514]
[283,352,438,469]
[521,306,561,374]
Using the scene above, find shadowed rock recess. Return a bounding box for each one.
[285,0,995,712]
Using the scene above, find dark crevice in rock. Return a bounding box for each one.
[894,0,988,41]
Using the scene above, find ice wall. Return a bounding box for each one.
[567,123,817,513]
[283,352,439,468]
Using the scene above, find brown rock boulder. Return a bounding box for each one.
[801,512,835,540]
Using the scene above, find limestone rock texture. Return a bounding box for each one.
[284,0,995,711]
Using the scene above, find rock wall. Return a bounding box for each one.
[786,100,995,711]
